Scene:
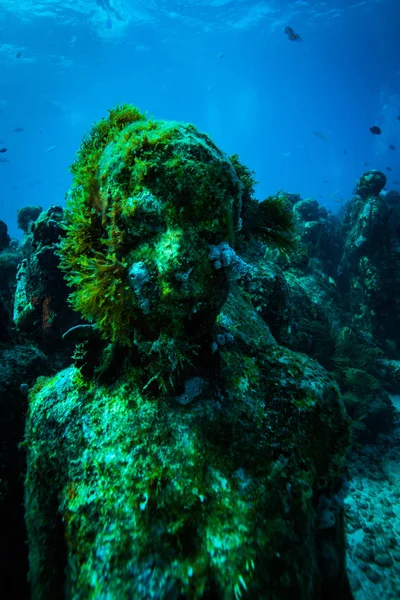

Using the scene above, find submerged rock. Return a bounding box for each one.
[17,205,42,233]
[13,205,76,350]
[0,343,50,598]
[0,219,22,341]
[0,219,10,250]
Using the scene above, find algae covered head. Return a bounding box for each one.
[58,104,243,351]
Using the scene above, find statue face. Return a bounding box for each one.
[121,189,228,340]
[61,116,240,347]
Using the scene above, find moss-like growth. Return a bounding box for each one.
[343,367,380,396]
[230,153,258,203]
[333,327,381,372]
[59,105,242,359]
[240,194,296,253]
[295,318,337,370]
[25,286,352,600]
[70,104,146,187]
[229,155,296,253]
[252,195,296,251]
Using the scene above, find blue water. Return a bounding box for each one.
[0,0,399,239]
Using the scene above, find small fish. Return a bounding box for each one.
[393,180,400,184]
[343,149,347,154]
[11,127,24,132]
[283,151,291,157]
[0,157,10,163]
[386,166,392,171]
[217,52,224,59]
[0,147,7,153]
[389,144,396,150]
[362,161,369,166]
[397,116,400,121]
[312,130,328,141]
[330,189,340,198]
[284,26,301,41]
[16,51,22,59]
[335,197,345,203]
[323,179,329,183]
[370,125,382,135]
[46,145,57,153]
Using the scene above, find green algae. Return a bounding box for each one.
[25,285,351,599]
[59,106,242,348]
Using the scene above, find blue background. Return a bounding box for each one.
[0,0,399,239]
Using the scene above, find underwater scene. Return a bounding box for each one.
[1,0,400,599]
